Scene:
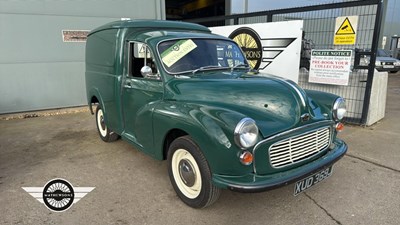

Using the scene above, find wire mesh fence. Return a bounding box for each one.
[183,0,382,124]
[271,4,378,123]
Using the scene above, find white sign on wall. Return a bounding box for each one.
[62,30,89,42]
[309,50,352,86]
[210,21,303,83]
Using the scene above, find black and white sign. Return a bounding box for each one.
[211,21,303,83]
[294,166,333,196]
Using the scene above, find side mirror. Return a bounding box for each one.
[140,66,153,77]
[140,66,160,80]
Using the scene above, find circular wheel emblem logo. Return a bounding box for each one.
[229,27,263,70]
[42,179,75,212]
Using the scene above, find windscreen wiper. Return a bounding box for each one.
[231,63,251,72]
[192,66,230,75]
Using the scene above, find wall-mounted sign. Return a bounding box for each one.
[210,21,303,83]
[62,30,90,42]
[334,16,358,45]
[228,27,263,69]
[309,50,352,86]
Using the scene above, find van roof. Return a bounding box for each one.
[89,19,211,36]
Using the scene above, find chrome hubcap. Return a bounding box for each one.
[179,159,196,187]
[100,115,106,130]
[171,149,202,199]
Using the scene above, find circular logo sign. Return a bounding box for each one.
[42,179,75,212]
[172,45,180,51]
[229,27,263,70]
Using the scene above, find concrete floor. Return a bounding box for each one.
[1,73,399,225]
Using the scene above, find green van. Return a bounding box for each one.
[85,20,347,208]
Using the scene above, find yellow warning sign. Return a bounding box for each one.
[336,18,355,35]
[334,16,358,45]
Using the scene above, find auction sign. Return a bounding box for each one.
[309,50,352,86]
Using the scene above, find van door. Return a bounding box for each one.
[121,42,163,154]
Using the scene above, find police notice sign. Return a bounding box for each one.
[309,50,352,86]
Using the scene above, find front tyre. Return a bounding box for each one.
[167,136,221,208]
[95,105,119,142]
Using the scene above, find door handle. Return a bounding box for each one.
[124,80,132,88]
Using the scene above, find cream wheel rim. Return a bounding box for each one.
[97,109,107,137]
[171,149,202,199]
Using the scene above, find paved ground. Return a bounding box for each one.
[1,72,399,225]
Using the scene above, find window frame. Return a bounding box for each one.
[127,41,161,80]
[156,37,249,75]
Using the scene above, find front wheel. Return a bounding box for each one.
[167,136,221,208]
[95,105,119,142]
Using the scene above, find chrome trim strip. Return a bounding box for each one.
[273,77,306,107]
[252,120,334,174]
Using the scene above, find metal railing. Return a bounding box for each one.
[182,0,384,125]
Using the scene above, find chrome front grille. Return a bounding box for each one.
[269,127,331,168]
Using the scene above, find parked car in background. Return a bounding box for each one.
[85,20,348,208]
[376,49,400,73]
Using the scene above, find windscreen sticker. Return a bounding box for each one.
[161,39,197,67]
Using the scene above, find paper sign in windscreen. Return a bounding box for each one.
[161,39,197,67]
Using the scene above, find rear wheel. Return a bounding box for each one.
[167,136,220,208]
[95,105,119,142]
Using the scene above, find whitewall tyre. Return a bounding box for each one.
[95,105,119,142]
[167,136,221,208]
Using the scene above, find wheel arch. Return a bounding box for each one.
[89,96,99,114]
[162,128,188,160]
[153,101,253,176]
[155,102,243,162]
[88,88,105,115]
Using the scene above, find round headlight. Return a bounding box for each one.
[333,98,346,121]
[234,118,259,149]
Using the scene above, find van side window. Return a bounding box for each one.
[130,43,159,79]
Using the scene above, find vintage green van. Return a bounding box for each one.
[85,20,348,208]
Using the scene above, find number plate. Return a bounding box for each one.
[383,65,394,68]
[294,166,333,196]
